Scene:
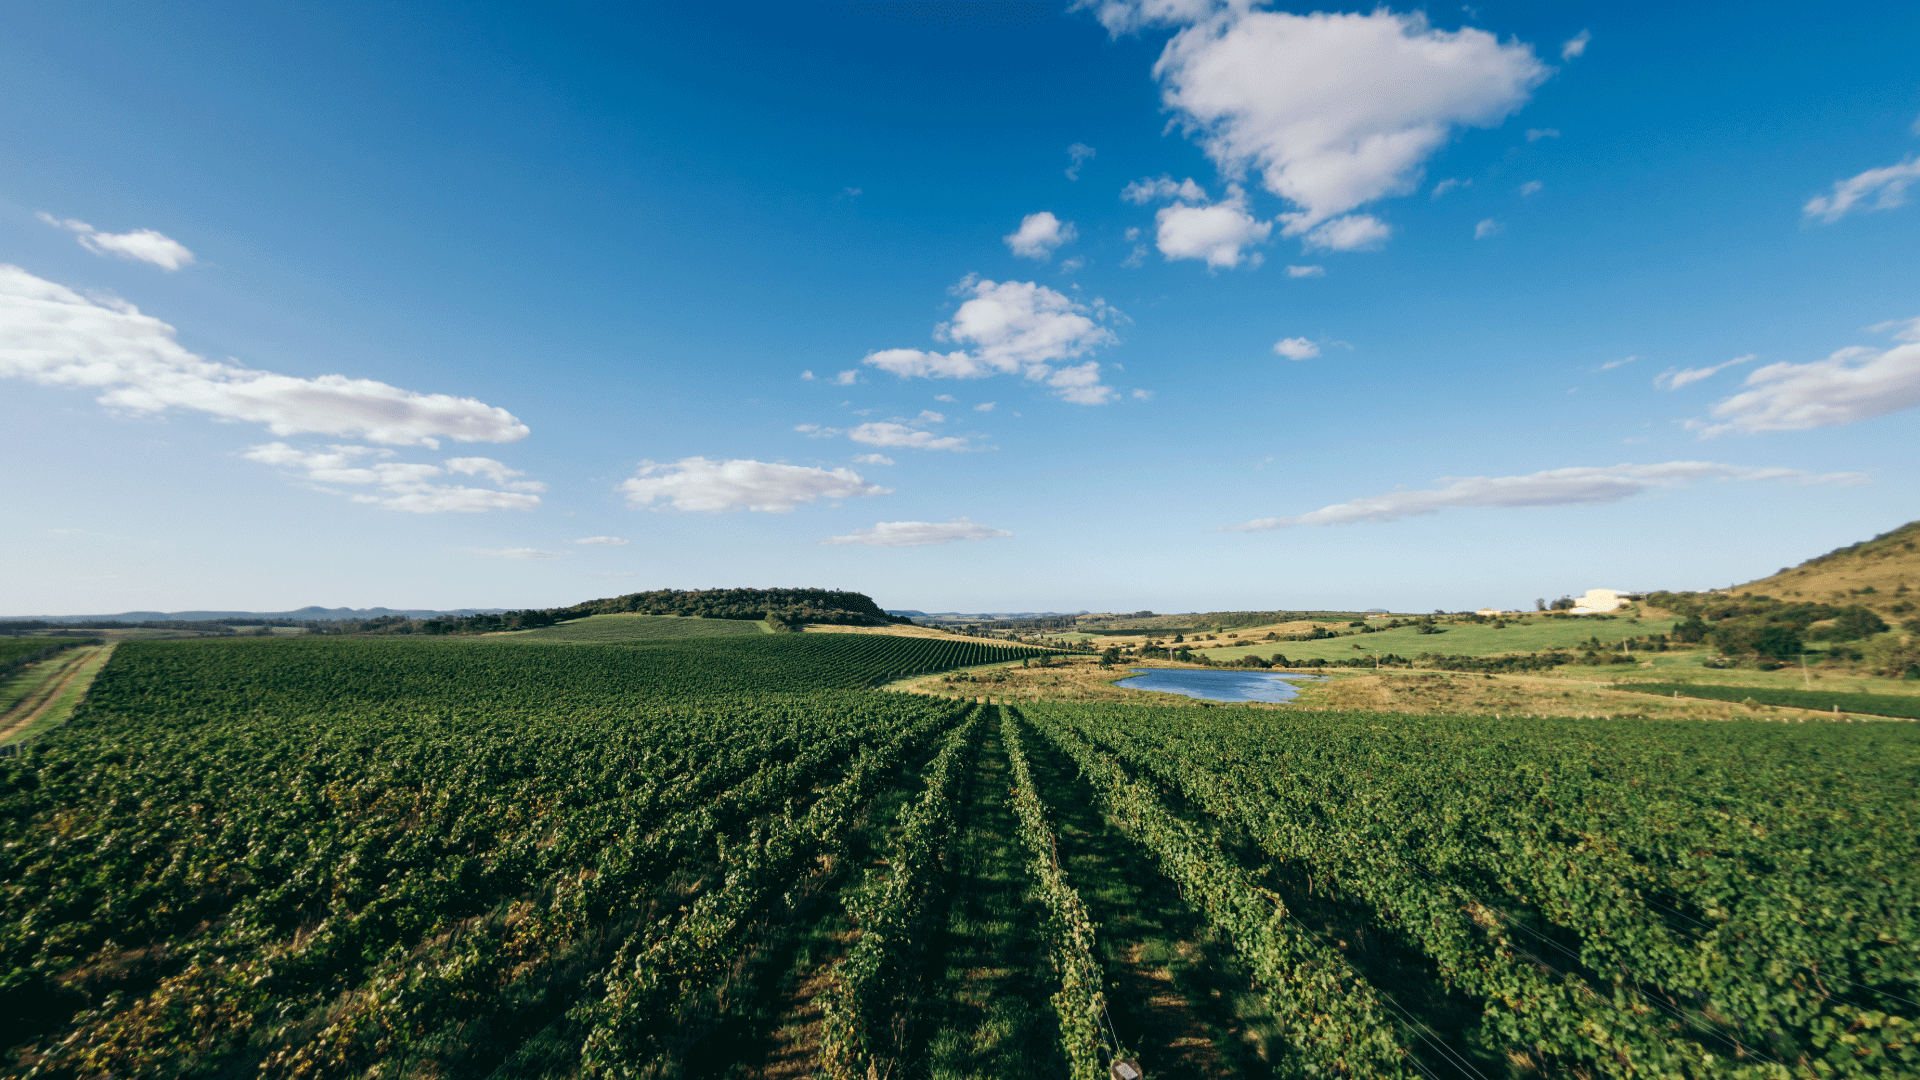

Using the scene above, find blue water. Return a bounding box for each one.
[1116,668,1324,703]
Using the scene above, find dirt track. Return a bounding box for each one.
[0,643,114,744]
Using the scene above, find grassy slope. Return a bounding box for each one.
[495,613,767,642]
[1735,519,1919,617]
[1178,615,1679,663]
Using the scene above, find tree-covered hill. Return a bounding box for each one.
[559,587,905,629]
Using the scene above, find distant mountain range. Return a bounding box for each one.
[2,606,510,623]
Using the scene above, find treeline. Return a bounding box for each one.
[0,638,99,680]
[559,587,906,629]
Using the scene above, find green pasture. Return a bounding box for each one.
[1187,615,1680,663]
[498,613,770,643]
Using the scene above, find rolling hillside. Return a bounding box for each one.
[1736,520,1918,619]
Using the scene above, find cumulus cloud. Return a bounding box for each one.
[1126,177,1272,267]
[1803,157,1920,223]
[0,265,527,447]
[1694,323,1920,435]
[1224,461,1867,531]
[572,536,629,545]
[1286,264,1325,277]
[1430,177,1466,198]
[1066,142,1097,180]
[1655,354,1754,391]
[975,401,996,412]
[620,457,889,513]
[860,277,1123,403]
[1474,217,1502,239]
[38,213,196,270]
[1272,336,1320,360]
[1156,188,1273,267]
[1153,8,1549,243]
[852,453,895,465]
[850,422,973,451]
[821,517,1013,547]
[1005,211,1078,260]
[243,442,543,513]
[832,370,860,385]
[1560,30,1591,60]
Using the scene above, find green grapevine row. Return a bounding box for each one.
[819,711,984,1079]
[1000,707,1114,1080]
[1018,705,1418,1078]
[1026,701,1919,1078]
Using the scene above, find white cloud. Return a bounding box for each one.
[850,422,972,451]
[1272,336,1320,360]
[1155,188,1272,267]
[1153,8,1549,242]
[1694,324,1920,435]
[795,423,843,438]
[1132,388,1153,400]
[1870,316,1920,343]
[935,393,957,402]
[38,213,196,271]
[1474,217,1502,239]
[1121,245,1149,268]
[801,369,815,380]
[484,547,569,560]
[860,277,1123,403]
[852,453,895,465]
[975,401,996,412]
[0,265,527,447]
[1123,227,1141,241]
[1526,128,1560,142]
[1302,213,1391,252]
[620,457,889,513]
[1803,157,1920,224]
[1059,256,1086,273]
[1286,264,1326,277]
[1560,30,1591,60]
[1520,180,1543,196]
[1599,355,1637,371]
[917,409,946,423]
[572,536,629,545]
[1077,0,1218,35]
[1005,211,1078,260]
[243,442,542,513]
[1655,354,1754,391]
[821,517,1012,547]
[832,369,860,385]
[1123,175,1210,205]
[1225,461,1866,531]
[1430,177,1466,198]
[1066,142,1097,180]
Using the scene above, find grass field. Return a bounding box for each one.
[498,612,769,642]
[1175,614,1679,663]
[0,641,116,745]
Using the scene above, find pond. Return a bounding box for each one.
[1115,667,1325,704]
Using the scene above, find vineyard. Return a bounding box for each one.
[2,633,1914,1078]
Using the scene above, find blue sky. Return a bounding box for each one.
[3,0,1917,615]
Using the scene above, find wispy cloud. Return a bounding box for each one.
[571,536,628,545]
[1655,354,1754,390]
[850,422,973,451]
[1474,218,1502,239]
[1599,355,1637,371]
[1285,264,1325,278]
[0,264,527,447]
[821,518,1012,547]
[1065,142,1096,180]
[1803,157,1920,223]
[1561,30,1591,60]
[1694,320,1920,435]
[1224,461,1866,531]
[1525,128,1560,142]
[38,212,196,270]
[620,457,889,513]
[244,443,543,513]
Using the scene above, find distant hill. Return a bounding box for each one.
[562,587,905,629]
[3,605,508,623]
[1736,520,1918,618]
